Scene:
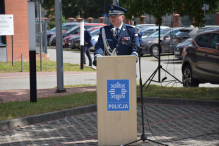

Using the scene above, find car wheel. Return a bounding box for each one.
[182,65,199,87]
[150,45,159,56]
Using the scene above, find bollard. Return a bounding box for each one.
[21,54,23,72]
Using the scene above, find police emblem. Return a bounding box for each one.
[122,41,125,45]
[111,5,113,9]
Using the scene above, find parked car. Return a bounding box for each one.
[141,27,183,56]
[47,22,80,45]
[70,28,101,50]
[171,27,199,59]
[174,38,193,59]
[90,35,99,51]
[181,29,219,87]
[140,26,169,39]
[63,26,101,48]
[174,27,219,60]
[136,24,156,30]
[49,23,105,46]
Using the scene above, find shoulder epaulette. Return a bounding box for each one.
[126,24,135,28]
[104,24,111,27]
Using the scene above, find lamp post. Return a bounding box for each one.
[39,0,43,71]
[55,0,66,92]
[28,1,37,102]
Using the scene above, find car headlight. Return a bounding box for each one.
[147,41,151,44]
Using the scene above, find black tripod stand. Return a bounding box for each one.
[142,25,184,89]
[113,31,168,146]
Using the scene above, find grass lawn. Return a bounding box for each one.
[0,85,218,122]
[0,60,95,73]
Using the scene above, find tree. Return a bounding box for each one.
[42,0,113,21]
[120,0,219,27]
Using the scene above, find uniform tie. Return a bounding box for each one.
[116,28,120,39]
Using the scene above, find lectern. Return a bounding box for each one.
[97,56,137,145]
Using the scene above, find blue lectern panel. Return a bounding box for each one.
[107,79,129,111]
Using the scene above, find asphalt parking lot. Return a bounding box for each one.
[47,48,219,88]
[1,48,218,91]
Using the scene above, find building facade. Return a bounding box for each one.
[0,0,29,62]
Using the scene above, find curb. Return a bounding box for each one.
[1,97,219,130]
[0,104,97,130]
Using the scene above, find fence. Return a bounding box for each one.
[35,18,47,53]
[180,14,216,27]
[70,13,217,27]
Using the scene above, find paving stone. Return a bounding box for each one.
[0,104,219,145]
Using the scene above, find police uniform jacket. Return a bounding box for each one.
[84,30,93,48]
[94,23,139,59]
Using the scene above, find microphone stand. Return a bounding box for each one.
[142,25,184,88]
[113,34,168,146]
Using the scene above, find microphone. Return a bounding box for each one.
[111,28,116,37]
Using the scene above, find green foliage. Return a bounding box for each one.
[42,0,113,23]
[47,15,68,30]
[48,20,55,30]
[120,0,219,27]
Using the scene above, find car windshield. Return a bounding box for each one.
[65,26,78,33]
[142,31,156,37]
[149,29,170,38]
[84,25,102,29]
[175,31,188,36]
[91,29,100,35]
[87,27,94,31]
[62,25,77,31]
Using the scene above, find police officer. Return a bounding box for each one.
[93,4,139,66]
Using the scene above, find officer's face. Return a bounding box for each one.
[110,15,124,28]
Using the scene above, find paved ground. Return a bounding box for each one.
[0,48,219,145]
[0,104,218,146]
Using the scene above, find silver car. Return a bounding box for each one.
[141,27,183,56]
[140,26,169,39]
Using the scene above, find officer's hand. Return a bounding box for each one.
[93,60,97,66]
[136,56,138,63]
